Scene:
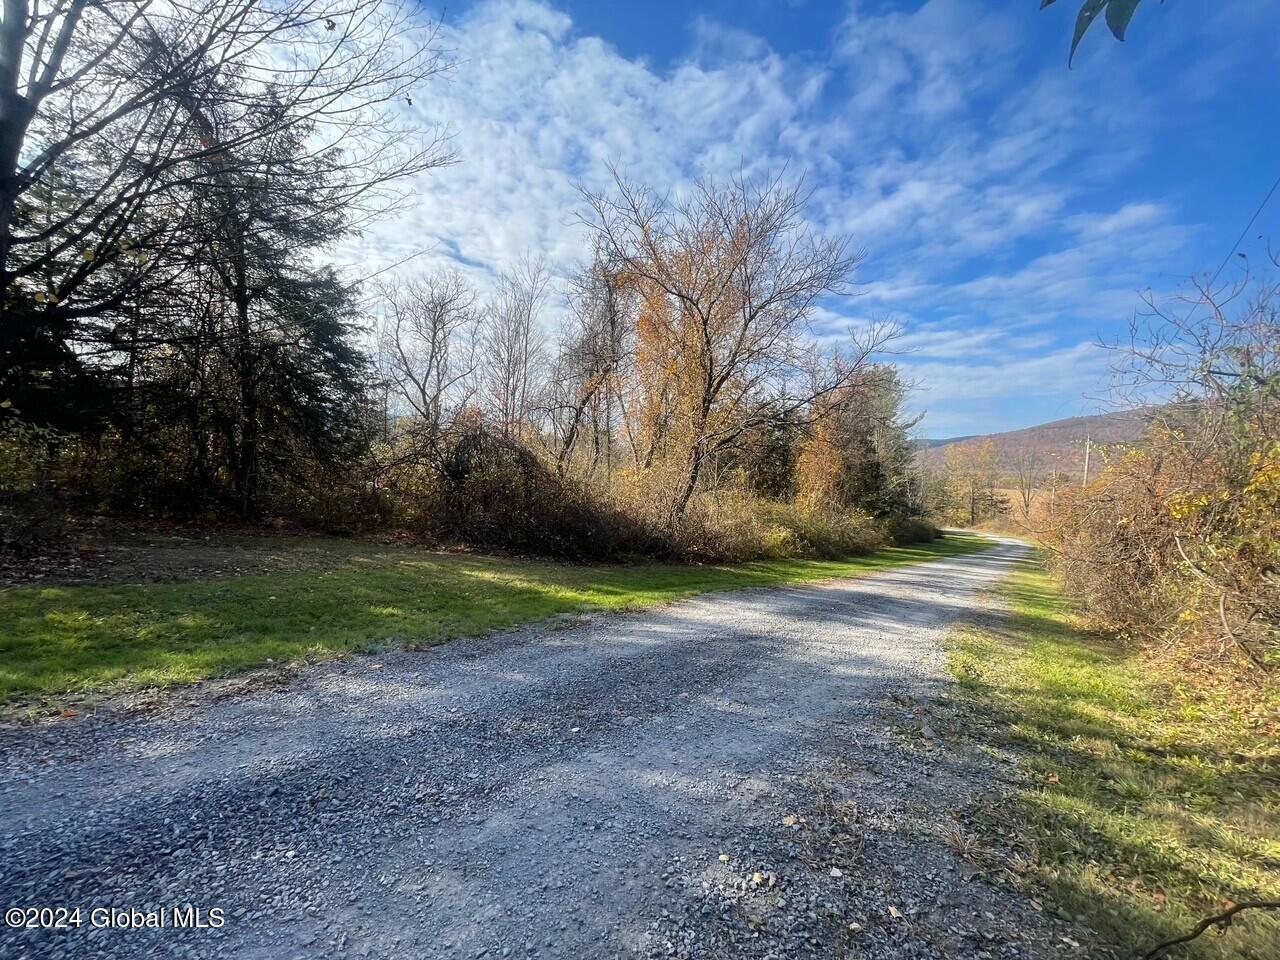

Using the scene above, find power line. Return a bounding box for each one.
[1207,171,1280,289]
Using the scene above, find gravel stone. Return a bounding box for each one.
[0,539,1079,959]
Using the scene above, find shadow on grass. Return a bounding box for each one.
[0,533,994,707]
[947,558,1280,960]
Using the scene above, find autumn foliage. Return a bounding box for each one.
[1046,265,1280,673]
[3,166,935,562]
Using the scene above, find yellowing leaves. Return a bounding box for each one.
[1166,492,1211,521]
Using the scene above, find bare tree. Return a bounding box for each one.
[0,0,453,319]
[481,257,549,439]
[1011,446,1039,518]
[1113,268,1279,426]
[379,271,479,443]
[945,437,999,526]
[579,166,893,522]
[546,245,631,476]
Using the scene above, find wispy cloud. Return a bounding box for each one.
[337,0,1273,434]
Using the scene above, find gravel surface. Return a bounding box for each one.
[0,537,1078,959]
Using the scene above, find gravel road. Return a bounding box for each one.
[1,537,1080,960]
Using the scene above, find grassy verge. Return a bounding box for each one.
[947,555,1280,960]
[0,532,990,711]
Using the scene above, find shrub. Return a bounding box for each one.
[434,426,669,559]
[675,493,885,562]
[1050,423,1278,671]
[884,517,939,545]
[1047,262,1279,673]
[0,418,74,557]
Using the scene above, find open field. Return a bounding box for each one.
[947,558,1280,960]
[0,532,990,711]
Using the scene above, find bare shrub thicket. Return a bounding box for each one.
[1049,259,1280,672]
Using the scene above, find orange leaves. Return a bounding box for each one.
[795,419,842,511]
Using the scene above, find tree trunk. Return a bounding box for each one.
[0,0,32,293]
[230,227,258,517]
[557,403,586,477]
[670,444,705,526]
[234,310,259,515]
[1,0,86,296]
[0,96,30,290]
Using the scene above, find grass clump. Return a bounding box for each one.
[947,555,1280,960]
[0,532,989,710]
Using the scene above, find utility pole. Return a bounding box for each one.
[1081,434,1092,487]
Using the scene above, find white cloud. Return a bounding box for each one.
[903,340,1115,437]
[335,0,1226,434]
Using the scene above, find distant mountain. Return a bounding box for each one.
[913,435,976,450]
[915,410,1151,478]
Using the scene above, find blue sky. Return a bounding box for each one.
[355,0,1280,436]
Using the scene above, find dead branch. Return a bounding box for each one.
[1139,900,1280,960]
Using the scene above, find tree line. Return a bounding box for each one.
[1,0,933,561]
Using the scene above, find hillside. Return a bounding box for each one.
[915,409,1149,479]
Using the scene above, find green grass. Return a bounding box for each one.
[0,532,990,710]
[947,556,1280,960]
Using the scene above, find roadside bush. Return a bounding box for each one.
[1051,421,1279,671]
[0,418,74,557]
[435,426,670,559]
[0,405,941,566]
[275,471,392,535]
[1047,264,1279,674]
[367,431,941,563]
[884,516,939,545]
[676,493,886,562]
